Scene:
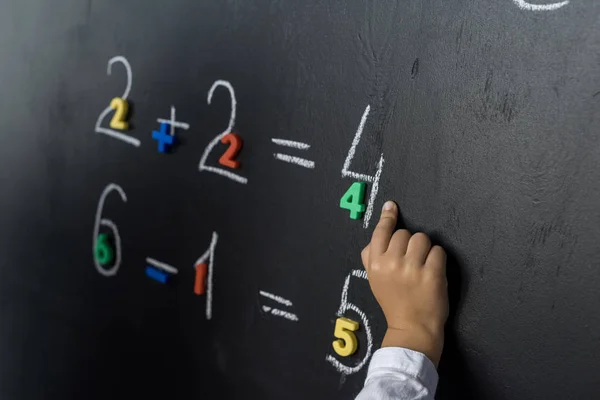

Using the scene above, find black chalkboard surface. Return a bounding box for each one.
[1,1,600,399]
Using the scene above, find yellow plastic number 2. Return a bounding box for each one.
[332,317,359,357]
[109,97,129,130]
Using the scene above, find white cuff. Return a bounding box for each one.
[365,347,439,396]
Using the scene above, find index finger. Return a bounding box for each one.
[370,201,398,256]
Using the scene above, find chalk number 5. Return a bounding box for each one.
[332,317,359,357]
[94,56,140,147]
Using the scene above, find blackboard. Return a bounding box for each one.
[1,1,600,399]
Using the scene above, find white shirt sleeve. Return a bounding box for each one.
[355,347,439,400]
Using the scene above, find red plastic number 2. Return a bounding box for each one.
[219,133,243,169]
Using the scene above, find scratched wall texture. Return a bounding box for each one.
[1,1,600,399]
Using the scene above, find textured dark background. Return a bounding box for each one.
[1,0,600,399]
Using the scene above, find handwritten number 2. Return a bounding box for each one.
[219,133,242,169]
[198,80,248,184]
[109,97,129,130]
[94,56,140,147]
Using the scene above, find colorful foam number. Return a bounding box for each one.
[109,97,129,130]
[219,133,242,169]
[332,317,359,357]
[340,182,366,219]
[94,233,114,266]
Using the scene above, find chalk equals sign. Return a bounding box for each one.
[259,290,299,322]
[272,138,315,169]
[146,257,178,283]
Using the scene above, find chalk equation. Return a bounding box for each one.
[89,54,399,381]
[92,183,218,320]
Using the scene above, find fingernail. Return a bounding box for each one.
[383,201,395,211]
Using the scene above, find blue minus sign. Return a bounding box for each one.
[146,266,169,283]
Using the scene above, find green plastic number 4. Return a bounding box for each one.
[340,182,366,220]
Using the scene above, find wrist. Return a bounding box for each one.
[381,325,444,368]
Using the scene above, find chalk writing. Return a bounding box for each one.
[326,269,373,375]
[341,105,384,229]
[272,138,315,169]
[94,56,140,147]
[92,183,128,277]
[194,232,219,320]
[199,80,248,184]
[146,257,179,275]
[513,0,569,11]
[259,290,299,322]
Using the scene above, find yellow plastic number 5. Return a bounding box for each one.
[109,97,129,130]
[332,317,359,357]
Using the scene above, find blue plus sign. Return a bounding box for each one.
[152,122,174,153]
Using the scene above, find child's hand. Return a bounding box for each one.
[361,201,448,367]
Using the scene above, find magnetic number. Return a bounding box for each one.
[341,105,384,228]
[94,56,140,147]
[94,233,114,265]
[198,80,248,184]
[109,97,129,130]
[218,133,242,169]
[332,317,359,357]
[92,183,127,277]
[340,182,366,219]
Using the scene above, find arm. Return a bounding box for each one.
[355,201,448,399]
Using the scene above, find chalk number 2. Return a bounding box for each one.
[94,56,140,147]
[198,80,248,184]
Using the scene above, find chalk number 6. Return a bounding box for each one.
[92,183,127,277]
[94,56,140,147]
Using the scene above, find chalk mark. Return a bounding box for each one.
[145,257,178,274]
[261,306,299,322]
[513,0,569,11]
[198,80,248,184]
[94,56,140,147]
[271,138,311,150]
[259,290,294,307]
[194,232,219,320]
[273,153,315,169]
[326,269,373,375]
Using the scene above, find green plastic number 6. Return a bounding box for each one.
[94,233,114,266]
